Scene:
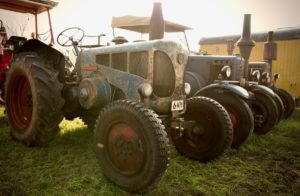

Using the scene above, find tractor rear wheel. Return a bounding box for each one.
[251,92,278,134]
[202,93,254,148]
[171,96,233,162]
[5,52,64,146]
[94,100,169,192]
[277,88,295,119]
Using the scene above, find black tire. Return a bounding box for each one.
[171,96,233,162]
[202,93,254,148]
[94,100,169,192]
[272,92,284,122]
[5,52,64,146]
[250,92,278,134]
[80,108,100,130]
[277,88,295,119]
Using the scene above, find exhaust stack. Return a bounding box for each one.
[236,14,255,79]
[149,2,165,40]
[227,39,235,55]
[263,31,277,76]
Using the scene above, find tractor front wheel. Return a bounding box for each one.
[5,52,64,146]
[94,100,169,192]
[251,92,278,134]
[171,96,233,162]
[277,88,295,119]
[203,93,254,148]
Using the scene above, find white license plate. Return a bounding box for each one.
[171,100,184,111]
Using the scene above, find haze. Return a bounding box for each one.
[0,0,299,50]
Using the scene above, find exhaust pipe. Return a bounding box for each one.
[236,14,255,79]
[227,39,235,55]
[149,2,165,40]
[263,31,277,76]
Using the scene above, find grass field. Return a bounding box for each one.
[0,107,299,195]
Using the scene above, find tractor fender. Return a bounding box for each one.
[185,71,206,98]
[17,39,65,82]
[195,82,250,99]
[247,84,276,98]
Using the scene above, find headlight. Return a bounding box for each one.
[261,72,270,79]
[274,73,280,80]
[184,83,191,95]
[251,70,260,81]
[138,83,153,97]
[221,66,231,79]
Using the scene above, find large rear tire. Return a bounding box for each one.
[94,100,169,192]
[5,52,64,146]
[171,96,233,162]
[251,92,278,134]
[201,93,254,148]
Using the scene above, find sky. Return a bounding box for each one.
[0,0,300,50]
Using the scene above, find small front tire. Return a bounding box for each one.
[94,100,169,192]
[171,96,233,162]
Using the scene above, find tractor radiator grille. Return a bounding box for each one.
[153,51,175,97]
[209,64,224,82]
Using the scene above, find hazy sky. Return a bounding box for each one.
[0,0,299,50]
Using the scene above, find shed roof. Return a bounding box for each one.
[0,0,58,14]
[112,15,192,33]
[199,27,300,45]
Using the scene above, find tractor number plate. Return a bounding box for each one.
[171,100,184,111]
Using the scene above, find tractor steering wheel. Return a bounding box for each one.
[57,27,85,47]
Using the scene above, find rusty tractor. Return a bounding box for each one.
[112,12,295,149]
[111,14,254,148]
[5,3,233,192]
[190,14,295,137]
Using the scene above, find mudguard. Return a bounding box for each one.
[185,71,206,97]
[247,84,276,98]
[17,39,65,82]
[194,82,250,99]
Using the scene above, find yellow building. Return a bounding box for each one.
[199,27,300,102]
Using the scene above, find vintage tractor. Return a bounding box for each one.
[5,3,233,192]
[111,14,254,148]
[245,31,296,119]
[193,14,295,134]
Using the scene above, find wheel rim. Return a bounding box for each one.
[107,122,145,175]
[7,71,32,130]
[183,110,217,153]
[224,106,239,129]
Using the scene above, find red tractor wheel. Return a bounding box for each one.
[94,100,169,192]
[203,93,254,148]
[5,52,64,146]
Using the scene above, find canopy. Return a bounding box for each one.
[0,0,58,14]
[112,15,192,33]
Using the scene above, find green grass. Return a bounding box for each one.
[0,107,299,195]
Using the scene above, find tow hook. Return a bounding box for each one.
[170,118,195,138]
[254,114,263,127]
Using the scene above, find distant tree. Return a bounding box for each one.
[5,17,29,37]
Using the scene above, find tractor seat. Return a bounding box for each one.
[111,36,128,45]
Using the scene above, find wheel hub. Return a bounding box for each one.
[108,123,144,175]
[7,72,32,131]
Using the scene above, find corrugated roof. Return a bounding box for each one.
[199,27,300,45]
[0,0,58,14]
